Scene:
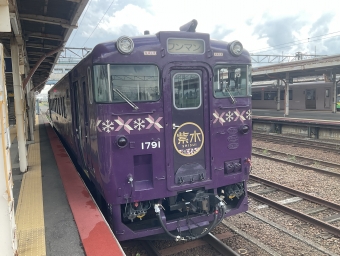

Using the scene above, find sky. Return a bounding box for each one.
[65,0,340,58]
[40,0,339,95]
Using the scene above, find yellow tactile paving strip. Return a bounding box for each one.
[15,115,46,256]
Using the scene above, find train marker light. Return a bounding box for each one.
[117,136,128,148]
[116,36,134,54]
[229,41,243,56]
[239,124,249,134]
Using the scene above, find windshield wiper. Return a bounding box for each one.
[225,86,236,104]
[112,87,139,110]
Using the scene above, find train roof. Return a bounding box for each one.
[90,30,251,64]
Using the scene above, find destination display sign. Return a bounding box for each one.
[167,38,204,54]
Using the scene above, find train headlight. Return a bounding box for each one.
[117,136,128,148]
[239,124,249,134]
[229,41,243,56]
[116,36,134,54]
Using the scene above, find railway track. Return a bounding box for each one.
[138,232,240,256]
[252,146,340,178]
[248,174,340,237]
[253,132,340,154]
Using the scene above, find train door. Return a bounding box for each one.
[77,77,90,168]
[81,79,90,166]
[324,88,330,108]
[163,64,210,190]
[305,89,316,109]
[71,81,86,167]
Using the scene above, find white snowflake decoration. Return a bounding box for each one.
[134,118,145,131]
[102,120,115,133]
[246,110,252,120]
[225,111,234,122]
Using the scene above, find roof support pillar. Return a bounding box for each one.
[332,70,337,113]
[276,79,281,111]
[10,37,27,173]
[285,72,290,116]
[26,81,35,141]
[0,43,18,256]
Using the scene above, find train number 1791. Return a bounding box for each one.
[141,141,161,149]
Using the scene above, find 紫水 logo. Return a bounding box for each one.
[173,122,204,157]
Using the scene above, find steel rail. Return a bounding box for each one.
[252,152,340,178]
[202,233,240,256]
[252,146,340,170]
[253,132,340,146]
[139,240,161,256]
[250,174,340,212]
[253,133,340,153]
[138,232,237,256]
[248,191,340,237]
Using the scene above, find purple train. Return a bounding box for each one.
[48,20,252,241]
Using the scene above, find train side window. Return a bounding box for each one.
[173,73,201,109]
[251,91,262,100]
[264,91,277,100]
[83,82,88,122]
[59,97,64,116]
[280,90,293,100]
[87,67,93,104]
[56,98,58,114]
[59,98,61,116]
[62,97,66,118]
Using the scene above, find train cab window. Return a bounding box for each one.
[93,64,159,103]
[213,65,251,98]
[173,73,201,109]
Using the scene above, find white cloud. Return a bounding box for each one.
[67,0,340,56]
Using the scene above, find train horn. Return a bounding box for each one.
[179,19,198,32]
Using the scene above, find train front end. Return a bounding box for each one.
[91,21,252,241]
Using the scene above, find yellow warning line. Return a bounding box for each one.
[15,115,46,256]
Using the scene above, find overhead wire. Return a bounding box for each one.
[82,0,116,48]
[250,30,340,54]
[253,34,340,54]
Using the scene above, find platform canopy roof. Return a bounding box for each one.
[252,54,340,83]
[0,0,88,92]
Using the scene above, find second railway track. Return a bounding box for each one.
[248,174,340,237]
[252,146,340,178]
[253,132,340,154]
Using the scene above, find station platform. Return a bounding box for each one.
[11,115,125,256]
[252,109,340,127]
[252,109,339,121]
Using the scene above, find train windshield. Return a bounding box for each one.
[93,64,160,103]
[213,65,251,98]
